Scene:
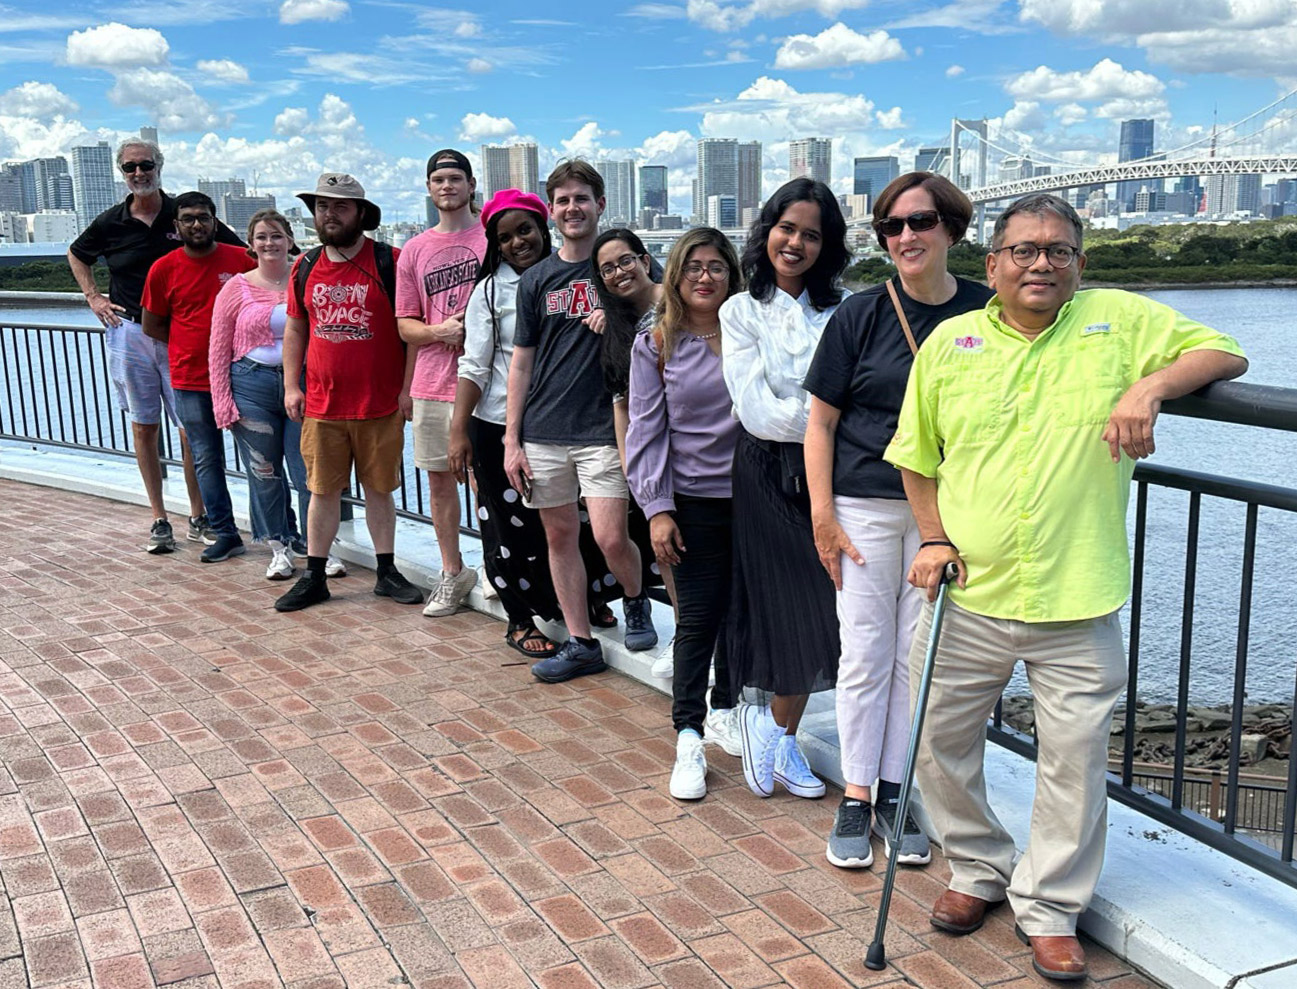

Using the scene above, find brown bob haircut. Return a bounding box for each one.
[243,208,301,258]
[545,159,605,203]
[871,171,973,250]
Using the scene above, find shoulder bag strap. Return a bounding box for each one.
[885,277,919,357]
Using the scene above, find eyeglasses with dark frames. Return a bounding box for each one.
[682,261,730,281]
[176,213,214,226]
[996,242,1082,268]
[873,210,942,238]
[597,254,643,279]
[120,161,156,174]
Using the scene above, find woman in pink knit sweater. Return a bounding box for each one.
[209,209,342,581]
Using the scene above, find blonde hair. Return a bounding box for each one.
[655,227,742,365]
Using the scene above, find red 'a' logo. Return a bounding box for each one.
[567,280,595,317]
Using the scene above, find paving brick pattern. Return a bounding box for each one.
[0,480,1160,988]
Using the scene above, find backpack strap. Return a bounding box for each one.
[373,241,397,306]
[292,246,324,313]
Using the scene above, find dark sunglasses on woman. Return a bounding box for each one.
[873,210,942,238]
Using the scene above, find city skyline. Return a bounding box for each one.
[0,3,1292,224]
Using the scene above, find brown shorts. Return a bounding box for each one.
[300,411,405,495]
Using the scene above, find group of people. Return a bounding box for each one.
[72,138,1249,983]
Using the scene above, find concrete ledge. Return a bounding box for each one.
[5,441,1297,988]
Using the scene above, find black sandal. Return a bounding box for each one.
[505,623,558,658]
[589,603,618,629]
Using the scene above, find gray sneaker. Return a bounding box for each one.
[187,514,216,545]
[826,799,874,868]
[873,797,932,866]
[146,518,176,554]
[422,567,478,617]
[623,593,658,651]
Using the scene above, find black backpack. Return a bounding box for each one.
[292,240,397,313]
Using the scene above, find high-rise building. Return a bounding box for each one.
[1204,173,1262,215]
[1117,119,1155,209]
[481,143,540,199]
[140,126,159,146]
[594,160,635,227]
[639,165,668,212]
[695,139,763,221]
[789,138,831,185]
[31,211,78,242]
[71,142,117,229]
[425,196,439,228]
[0,165,23,213]
[853,156,898,199]
[705,194,738,229]
[224,193,276,234]
[17,158,72,213]
[914,146,949,174]
[737,141,761,214]
[0,211,27,243]
[198,178,247,223]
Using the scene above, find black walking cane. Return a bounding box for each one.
[865,561,959,972]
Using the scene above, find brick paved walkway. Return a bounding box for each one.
[0,480,1157,988]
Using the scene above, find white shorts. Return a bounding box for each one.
[412,398,453,472]
[522,442,627,509]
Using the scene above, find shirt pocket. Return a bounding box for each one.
[938,360,1006,441]
[1046,334,1128,427]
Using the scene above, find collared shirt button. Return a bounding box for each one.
[1020,423,1031,432]
[1019,511,1030,520]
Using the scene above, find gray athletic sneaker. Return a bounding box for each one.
[146,518,176,554]
[826,799,874,868]
[873,796,932,866]
[623,593,658,651]
[187,514,216,545]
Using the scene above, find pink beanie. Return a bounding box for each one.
[481,189,548,230]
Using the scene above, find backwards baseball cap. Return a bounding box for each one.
[427,149,473,180]
[480,189,548,230]
[295,173,381,231]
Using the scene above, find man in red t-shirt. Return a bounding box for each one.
[142,191,255,564]
[274,173,423,612]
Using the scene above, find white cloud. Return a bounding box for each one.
[695,76,878,145]
[626,2,688,16]
[274,106,310,136]
[1054,102,1087,125]
[466,58,492,73]
[66,22,169,69]
[107,67,226,131]
[280,0,349,24]
[1002,100,1046,132]
[946,64,965,77]
[561,122,613,159]
[773,23,905,70]
[196,58,249,84]
[454,19,481,36]
[888,0,1013,31]
[874,106,904,129]
[687,0,868,32]
[459,111,516,142]
[0,81,78,118]
[1005,58,1165,103]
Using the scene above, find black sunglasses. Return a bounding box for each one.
[120,161,156,174]
[873,210,942,238]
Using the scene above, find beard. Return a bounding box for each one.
[319,213,364,247]
[179,228,214,251]
[129,171,161,197]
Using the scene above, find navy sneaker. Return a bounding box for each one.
[623,593,658,651]
[531,638,606,683]
[200,534,246,563]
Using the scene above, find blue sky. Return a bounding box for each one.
[0,0,1293,222]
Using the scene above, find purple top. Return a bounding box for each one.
[626,327,740,518]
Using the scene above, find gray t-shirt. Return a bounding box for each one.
[515,253,613,445]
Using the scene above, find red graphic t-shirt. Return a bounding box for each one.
[286,239,404,420]
[141,243,256,391]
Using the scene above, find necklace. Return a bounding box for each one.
[692,330,720,340]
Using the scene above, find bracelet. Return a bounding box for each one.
[920,540,957,549]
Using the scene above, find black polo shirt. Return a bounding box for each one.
[804,275,994,499]
[69,191,243,322]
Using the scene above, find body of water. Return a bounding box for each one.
[4,289,1297,703]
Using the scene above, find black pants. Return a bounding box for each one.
[672,494,735,734]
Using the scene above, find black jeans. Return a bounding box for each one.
[671,494,734,734]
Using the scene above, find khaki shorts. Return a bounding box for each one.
[412,398,454,472]
[523,441,627,509]
[300,411,405,495]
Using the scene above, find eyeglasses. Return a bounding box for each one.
[682,261,730,281]
[176,214,214,226]
[597,254,642,279]
[873,210,942,238]
[120,161,156,174]
[997,242,1081,268]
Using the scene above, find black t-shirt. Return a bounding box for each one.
[515,252,612,445]
[69,192,243,322]
[804,275,994,499]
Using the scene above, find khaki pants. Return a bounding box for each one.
[911,600,1126,936]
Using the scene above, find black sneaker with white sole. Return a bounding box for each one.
[146,518,176,554]
[200,534,246,563]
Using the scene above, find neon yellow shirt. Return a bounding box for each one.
[884,288,1245,622]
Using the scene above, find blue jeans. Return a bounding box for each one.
[227,359,309,544]
[172,388,237,538]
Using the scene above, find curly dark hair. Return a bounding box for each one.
[592,228,661,397]
[741,177,849,312]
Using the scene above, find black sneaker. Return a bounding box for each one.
[530,638,606,683]
[188,514,216,545]
[290,538,308,558]
[146,518,176,554]
[275,574,330,612]
[623,593,658,651]
[374,569,424,604]
[200,534,246,563]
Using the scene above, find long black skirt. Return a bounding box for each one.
[727,429,839,697]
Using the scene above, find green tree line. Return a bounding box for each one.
[0,261,107,292]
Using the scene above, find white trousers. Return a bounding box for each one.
[833,496,923,788]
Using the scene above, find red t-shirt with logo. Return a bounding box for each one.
[141,243,256,391]
[286,239,404,420]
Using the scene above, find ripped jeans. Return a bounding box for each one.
[228,358,309,544]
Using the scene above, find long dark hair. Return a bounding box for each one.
[475,206,553,352]
[593,227,660,397]
[741,177,849,312]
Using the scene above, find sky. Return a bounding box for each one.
[0,0,1294,223]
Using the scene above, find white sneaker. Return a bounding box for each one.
[650,649,674,679]
[739,703,783,798]
[481,567,498,599]
[704,707,742,757]
[423,567,478,617]
[265,541,295,581]
[669,730,707,800]
[324,555,347,578]
[774,734,826,799]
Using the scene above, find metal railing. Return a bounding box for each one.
[0,317,478,534]
[991,379,1297,889]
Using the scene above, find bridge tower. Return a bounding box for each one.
[948,118,989,190]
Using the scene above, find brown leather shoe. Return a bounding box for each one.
[1015,925,1087,981]
[929,888,1003,935]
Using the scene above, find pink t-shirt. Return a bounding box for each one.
[395,225,487,401]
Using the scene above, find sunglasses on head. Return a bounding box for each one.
[120,161,156,174]
[873,210,942,238]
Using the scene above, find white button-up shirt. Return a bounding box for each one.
[457,264,518,425]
